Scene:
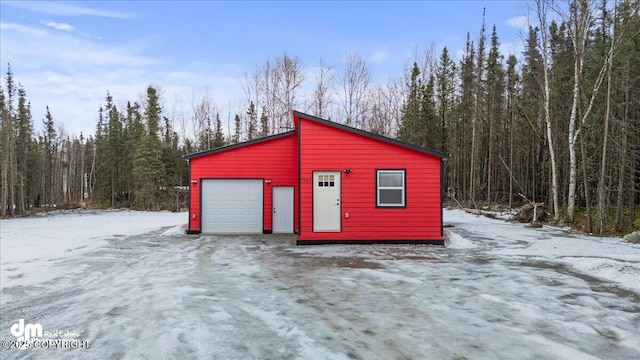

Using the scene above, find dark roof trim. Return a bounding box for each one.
[292,111,450,160]
[183,130,295,160]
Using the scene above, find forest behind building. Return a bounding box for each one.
[1,0,639,235]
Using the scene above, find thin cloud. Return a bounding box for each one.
[369,49,390,63]
[0,23,244,138]
[40,21,75,31]
[500,41,524,57]
[505,15,529,31]
[0,22,47,37]
[6,1,135,19]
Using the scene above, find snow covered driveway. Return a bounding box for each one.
[1,209,639,359]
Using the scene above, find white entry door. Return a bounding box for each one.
[313,171,341,232]
[272,186,294,233]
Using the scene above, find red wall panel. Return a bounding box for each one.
[297,117,443,241]
[188,134,297,232]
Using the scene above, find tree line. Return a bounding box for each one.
[396,0,639,235]
[1,0,638,235]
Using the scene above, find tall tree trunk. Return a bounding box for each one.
[1,153,7,217]
[615,118,627,230]
[596,2,618,234]
[18,173,25,213]
[470,112,478,207]
[508,102,514,209]
[596,63,613,234]
[566,46,582,223]
[487,107,494,207]
[9,132,16,216]
[544,57,560,222]
[566,0,591,223]
[567,0,613,224]
[470,13,486,208]
[615,59,630,230]
[536,0,560,221]
[580,132,592,233]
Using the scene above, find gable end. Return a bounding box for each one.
[292,111,450,160]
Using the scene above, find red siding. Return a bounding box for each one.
[188,134,297,232]
[297,117,443,241]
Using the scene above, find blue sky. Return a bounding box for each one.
[0,1,530,138]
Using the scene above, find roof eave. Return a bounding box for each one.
[183,130,295,160]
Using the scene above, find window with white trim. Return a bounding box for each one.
[377,170,405,207]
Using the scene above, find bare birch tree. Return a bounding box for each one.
[596,0,620,233]
[241,68,261,117]
[337,53,371,128]
[309,59,335,118]
[256,54,304,133]
[535,0,561,221]
[564,0,611,223]
[258,60,279,134]
[191,88,216,151]
[469,10,486,209]
[274,53,304,129]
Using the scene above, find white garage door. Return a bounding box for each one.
[201,179,263,233]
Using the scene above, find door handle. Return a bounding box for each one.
[273,208,276,213]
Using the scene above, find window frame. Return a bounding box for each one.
[375,169,406,208]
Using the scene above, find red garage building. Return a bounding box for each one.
[185,111,449,245]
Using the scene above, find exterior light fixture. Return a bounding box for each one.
[344,168,353,175]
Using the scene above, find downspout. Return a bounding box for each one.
[187,159,192,233]
[297,117,302,241]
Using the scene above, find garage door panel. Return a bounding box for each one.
[201,179,263,233]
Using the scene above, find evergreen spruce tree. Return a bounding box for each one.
[469,12,487,208]
[122,101,144,203]
[246,101,258,140]
[133,86,165,210]
[160,115,186,211]
[94,91,125,206]
[436,46,456,153]
[0,84,8,216]
[505,54,519,208]
[15,86,33,213]
[107,102,123,207]
[485,24,506,204]
[93,105,107,204]
[398,62,422,145]
[520,26,546,203]
[42,106,56,207]
[260,106,269,137]
[144,86,161,137]
[456,33,477,202]
[421,75,438,148]
[1,66,16,216]
[232,114,241,144]
[197,113,212,150]
[212,113,225,148]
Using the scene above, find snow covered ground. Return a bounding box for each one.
[0,208,638,359]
